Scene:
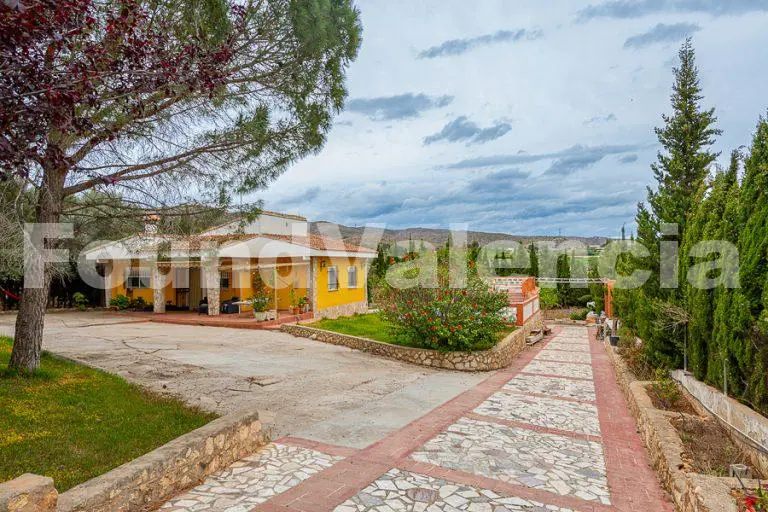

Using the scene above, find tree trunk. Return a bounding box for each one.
[9,164,66,372]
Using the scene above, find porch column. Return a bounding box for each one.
[203,263,221,316]
[309,258,317,317]
[153,266,166,314]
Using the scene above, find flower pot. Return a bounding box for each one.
[253,311,267,322]
[292,307,300,315]
[609,335,620,346]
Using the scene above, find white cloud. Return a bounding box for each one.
[260,0,768,236]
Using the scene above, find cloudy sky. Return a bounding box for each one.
[264,0,768,237]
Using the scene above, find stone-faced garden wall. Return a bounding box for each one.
[56,408,269,512]
[671,369,768,477]
[282,311,543,372]
[603,338,763,512]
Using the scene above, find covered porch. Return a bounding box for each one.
[150,256,314,319]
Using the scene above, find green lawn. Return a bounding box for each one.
[306,313,514,351]
[0,337,216,491]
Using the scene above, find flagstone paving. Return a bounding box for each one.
[474,391,601,436]
[535,349,592,364]
[503,374,596,403]
[161,325,672,512]
[335,469,576,512]
[523,360,593,380]
[544,342,591,352]
[161,444,344,511]
[410,417,609,503]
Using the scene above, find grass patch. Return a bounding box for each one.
[0,336,216,491]
[305,313,514,351]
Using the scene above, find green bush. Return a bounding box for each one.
[569,309,589,321]
[539,287,560,309]
[72,292,88,312]
[377,274,509,352]
[110,294,130,310]
[649,368,682,409]
[129,297,147,310]
[617,328,654,380]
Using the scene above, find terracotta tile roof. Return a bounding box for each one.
[259,234,376,254]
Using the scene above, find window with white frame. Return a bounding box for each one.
[347,266,358,288]
[327,266,339,291]
[126,267,151,289]
[220,271,231,290]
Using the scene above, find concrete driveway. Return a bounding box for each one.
[0,312,485,448]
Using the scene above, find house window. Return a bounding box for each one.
[348,266,358,288]
[126,267,151,289]
[327,266,339,291]
[220,271,231,290]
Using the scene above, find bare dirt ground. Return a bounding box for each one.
[0,312,485,447]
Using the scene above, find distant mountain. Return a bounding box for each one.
[310,222,608,249]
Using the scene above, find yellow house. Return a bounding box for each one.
[83,211,376,319]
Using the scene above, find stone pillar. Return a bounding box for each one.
[0,474,57,512]
[153,266,167,314]
[204,264,221,316]
[310,258,319,318]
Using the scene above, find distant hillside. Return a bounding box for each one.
[310,222,608,249]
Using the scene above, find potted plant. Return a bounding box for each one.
[250,295,269,321]
[298,296,309,313]
[289,288,300,315]
[250,272,271,321]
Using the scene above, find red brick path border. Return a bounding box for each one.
[253,325,673,512]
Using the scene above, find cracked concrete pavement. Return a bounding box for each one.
[0,312,486,447]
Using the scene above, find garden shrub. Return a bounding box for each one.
[617,328,654,380]
[539,287,560,309]
[649,368,682,409]
[110,294,130,310]
[72,292,88,311]
[129,297,147,310]
[569,309,589,321]
[376,273,509,352]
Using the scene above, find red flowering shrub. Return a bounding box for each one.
[376,274,509,352]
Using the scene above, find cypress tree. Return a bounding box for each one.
[528,243,540,277]
[625,39,721,368]
[736,116,768,411]
[648,39,722,239]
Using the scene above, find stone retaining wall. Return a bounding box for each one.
[56,409,269,512]
[603,341,760,512]
[671,370,768,477]
[282,311,542,372]
[0,474,57,512]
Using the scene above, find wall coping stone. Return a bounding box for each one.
[57,408,269,512]
[282,311,542,372]
[0,474,57,512]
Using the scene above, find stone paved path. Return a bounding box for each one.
[163,325,673,512]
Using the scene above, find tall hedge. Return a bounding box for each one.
[614,43,768,414]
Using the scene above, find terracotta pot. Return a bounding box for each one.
[292,307,300,315]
